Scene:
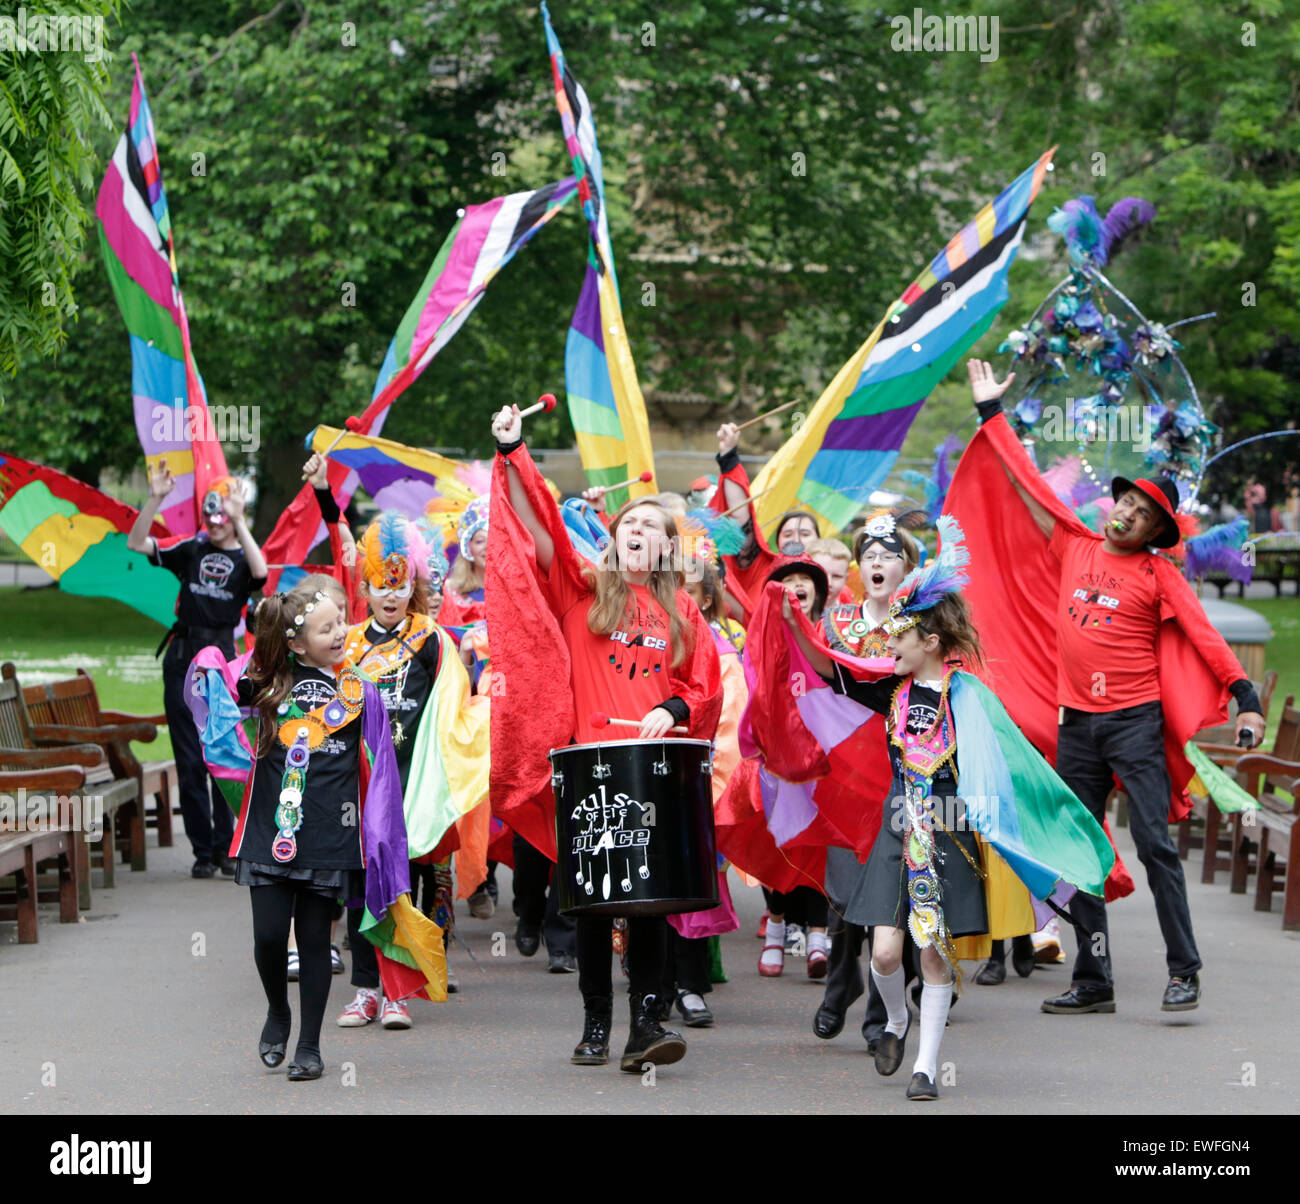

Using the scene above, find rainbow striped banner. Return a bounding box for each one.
[542,2,657,511]
[752,149,1055,535]
[94,54,228,537]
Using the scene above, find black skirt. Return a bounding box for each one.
[235,859,361,901]
[842,788,988,938]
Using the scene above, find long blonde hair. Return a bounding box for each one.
[583,499,691,667]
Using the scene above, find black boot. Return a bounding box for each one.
[620,993,686,1073]
[571,996,613,1066]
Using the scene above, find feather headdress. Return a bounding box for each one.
[1047,195,1157,269]
[678,507,745,567]
[457,496,490,562]
[883,514,971,635]
[358,510,431,590]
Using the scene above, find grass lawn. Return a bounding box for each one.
[1235,596,1300,743]
[0,585,174,761]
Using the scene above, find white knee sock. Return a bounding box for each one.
[870,964,908,1037]
[912,980,952,1082]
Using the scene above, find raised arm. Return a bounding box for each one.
[126,461,172,557]
[223,484,268,580]
[781,588,834,678]
[492,404,554,573]
[966,359,1055,540]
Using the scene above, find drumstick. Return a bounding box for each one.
[517,393,558,420]
[589,711,688,734]
[589,470,653,495]
[716,485,776,520]
[735,398,802,432]
[302,415,362,479]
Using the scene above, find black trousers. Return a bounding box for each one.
[1056,702,1202,987]
[346,905,380,990]
[163,640,234,864]
[511,834,575,956]
[577,915,667,1004]
[821,848,917,1044]
[662,928,711,997]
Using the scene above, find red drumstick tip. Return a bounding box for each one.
[344,415,362,431]
[589,711,609,728]
[639,471,653,483]
[539,393,557,413]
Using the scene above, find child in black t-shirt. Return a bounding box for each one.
[127,463,267,877]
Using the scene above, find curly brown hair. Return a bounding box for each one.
[913,592,984,671]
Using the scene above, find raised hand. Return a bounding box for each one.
[222,483,246,523]
[581,486,607,514]
[967,359,1015,405]
[148,460,174,501]
[717,422,739,457]
[303,452,329,488]
[492,404,522,445]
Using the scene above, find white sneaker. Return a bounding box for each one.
[467,886,495,920]
[380,997,412,1030]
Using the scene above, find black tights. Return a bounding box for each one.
[250,882,335,1063]
[762,885,828,928]
[576,915,667,1005]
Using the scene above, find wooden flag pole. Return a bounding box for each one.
[734,398,802,432]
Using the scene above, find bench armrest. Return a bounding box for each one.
[0,743,105,770]
[1235,754,1300,778]
[0,765,88,793]
[101,709,168,729]
[30,720,157,746]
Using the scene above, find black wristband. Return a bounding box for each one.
[716,447,741,474]
[1229,678,1262,716]
[660,696,690,726]
[975,399,1003,425]
[313,486,340,524]
[496,438,524,457]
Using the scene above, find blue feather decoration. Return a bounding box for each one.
[685,508,746,555]
[378,509,407,561]
[1047,196,1105,268]
[1183,518,1252,584]
[895,514,970,616]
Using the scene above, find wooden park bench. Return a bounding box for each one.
[1233,753,1300,930]
[10,666,175,852]
[0,765,86,939]
[0,663,143,906]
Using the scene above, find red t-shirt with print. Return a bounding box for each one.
[1049,525,1163,711]
[545,556,694,745]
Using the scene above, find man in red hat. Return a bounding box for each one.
[953,361,1266,1016]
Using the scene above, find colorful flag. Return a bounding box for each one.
[0,451,179,626]
[541,2,657,511]
[261,179,576,593]
[94,53,228,538]
[751,149,1056,535]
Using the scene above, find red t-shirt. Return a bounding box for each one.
[545,555,688,745]
[1049,525,1163,711]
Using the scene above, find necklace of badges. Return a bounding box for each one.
[888,674,981,970]
[270,667,365,863]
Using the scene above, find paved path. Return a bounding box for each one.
[2,818,1297,1115]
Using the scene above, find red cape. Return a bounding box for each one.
[945,413,1239,823]
[487,445,723,860]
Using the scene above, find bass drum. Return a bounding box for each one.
[550,738,719,918]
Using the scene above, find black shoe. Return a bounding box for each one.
[548,950,577,973]
[813,1004,846,1040]
[571,997,613,1065]
[974,958,1006,985]
[258,1012,291,1068]
[620,994,686,1072]
[1041,983,1116,1014]
[1012,934,1036,978]
[514,925,541,958]
[873,1017,910,1077]
[906,1071,938,1101]
[212,853,237,878]
[286,1051,323,1081]
[191,859,217,879]
[1161,973,1201,1012]
[656,994,673,1022]
[675,990,714,1028]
